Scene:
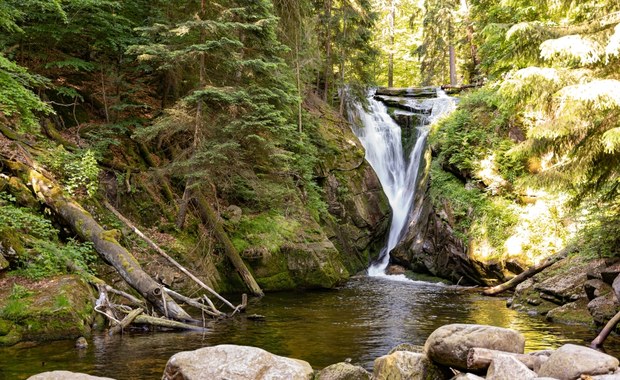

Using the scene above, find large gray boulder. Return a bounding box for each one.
[28,371,115,380]
[424,324,525,370]
[316,362,371,380]
[537,344,619,380]
[486,355,537,380]
[161,344,314,380]
[373,351,446,380]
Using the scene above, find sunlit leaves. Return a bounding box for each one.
[540,35,604,66]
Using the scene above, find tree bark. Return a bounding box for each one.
[449,44,457,86]
[483,249,568,296]
[387,0,395,88]
[9,161,193,321]
[193,195,264,297]
[591,309,620,350]
[109,307,143,336]
[467,348,547,371]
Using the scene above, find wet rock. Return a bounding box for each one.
[537,344,619,380]
[388,343,423,354]
[161,344,313,380]
[386,264,406,275]
[28,371,115,380]
[585,279,612,301]
[587,293,620,325]
[75,336,88,349]
[423,324,525,370]
[546,298,592,325]
[486,355,537,380]
[317,362,371,380]
[373,351,446,380]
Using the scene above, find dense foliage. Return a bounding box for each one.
[428,0,620,260]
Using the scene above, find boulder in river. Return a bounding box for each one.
[423,324,525,371]
[373,351,446,380]
[28,371,115,380]
[317,362,371,380]
[486,355,537,380]
[537,344,619,380]
[452,374,485,380]
[161,344,314,380]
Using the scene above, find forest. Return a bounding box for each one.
[0,0,620,378]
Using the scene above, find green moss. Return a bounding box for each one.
[0,276,94,346]
[230,212,299,255]
[546,298,593,325]
[256,272,296,291]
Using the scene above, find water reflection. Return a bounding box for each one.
[0,276,617,380]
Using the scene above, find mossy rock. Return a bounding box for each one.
[546,298,593,325]
[0,275,95,346]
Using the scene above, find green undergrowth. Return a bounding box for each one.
[428,162,517,254]
[428,87,572,263]
[0,192,97,280]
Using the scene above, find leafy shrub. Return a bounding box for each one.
[45,146,100,197]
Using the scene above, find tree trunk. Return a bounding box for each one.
[387,0,395,88]
[483,249,568,296]
[591,309,620,350]
[10,161,192,321]
[193,195,264,297]
[323,0,333,102]
[449,44,457,86]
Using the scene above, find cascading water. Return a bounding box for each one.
[349,89,455,277]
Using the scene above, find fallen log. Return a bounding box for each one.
[193,195,264,297]
[375,86,438,98]
[133,315,207,331]
[467,347,548,371]
[591,309,620,350]
[109,307,143,336]
[5,160,192,321]
[103,200,240,312]
[483,249,568,296]
[164,288,224,318]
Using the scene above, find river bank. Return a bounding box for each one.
[1,277,618,379]
[25,323,620,379]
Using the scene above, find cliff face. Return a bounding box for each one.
[242,95,391,290]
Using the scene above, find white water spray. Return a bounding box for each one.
[349,89,455,277]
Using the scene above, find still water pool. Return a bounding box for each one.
[0,276,617,379]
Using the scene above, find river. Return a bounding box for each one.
[1,276,616,379]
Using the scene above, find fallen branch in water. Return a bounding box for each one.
[591,289,620,350]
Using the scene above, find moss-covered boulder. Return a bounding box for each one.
[0,275,95,346]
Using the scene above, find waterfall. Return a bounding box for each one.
[349,89,455,277]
